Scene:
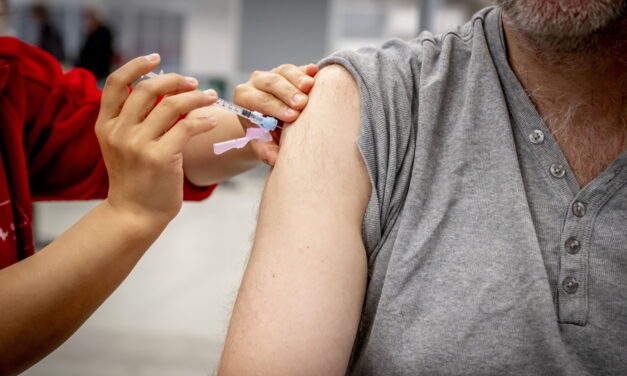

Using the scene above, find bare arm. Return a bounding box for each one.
[0,55,217,374]
[219,65,371,375]
[182,106,259,187]
[0,203,163,374]
[182,63,320,186]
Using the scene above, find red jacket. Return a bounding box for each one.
[0,37,215,269]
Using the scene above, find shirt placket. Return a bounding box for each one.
[559,164,627,325]
[558,195,592,325]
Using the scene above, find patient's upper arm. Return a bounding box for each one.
[219,65,371,376]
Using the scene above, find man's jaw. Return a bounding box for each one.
[496,0,627,54]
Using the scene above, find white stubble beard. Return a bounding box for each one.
[495,0,627,53]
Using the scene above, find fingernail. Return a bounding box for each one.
[186,77,198,86]
[145,53,160,62]
[204,89,217,99]
[292,93,307,105]
[285,108,298,117]
[206,116,218,126]
[298,77,313,89]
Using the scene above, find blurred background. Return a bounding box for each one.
[1,0,490,374]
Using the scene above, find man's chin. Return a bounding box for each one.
[498,0,627,53]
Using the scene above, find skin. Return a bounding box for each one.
[496,0,627,52]
[183,63,319,183]
[234,63,320,166]
[220,65,369,375]
[0,53,315,374]
[497,0,627,186]
[182,105,260,186]
[0,54,218,374]
[220,1,627,374]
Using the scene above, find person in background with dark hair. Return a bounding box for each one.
[76,7,113,81]
[0,0,10,36]
[30,3,64,62]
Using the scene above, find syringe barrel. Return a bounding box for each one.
[213,98,278,130]
[143,74,279,130]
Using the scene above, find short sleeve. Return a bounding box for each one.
[319,40,421,256]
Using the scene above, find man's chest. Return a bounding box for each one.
[547,118,626,188]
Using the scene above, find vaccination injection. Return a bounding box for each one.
[143,71,279,131]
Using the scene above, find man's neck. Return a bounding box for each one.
[501,15,627,187]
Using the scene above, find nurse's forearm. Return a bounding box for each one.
[0,201,164,375]
[183,106,260,186]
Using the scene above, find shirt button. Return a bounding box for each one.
[572,201,587,217]
[565,237,581,255]
[529,129,545,144]
[562,277,579,294]
[549,164,566,179]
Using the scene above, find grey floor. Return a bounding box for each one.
[22,167,268,376]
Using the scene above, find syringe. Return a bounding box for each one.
[213,98,279,131]
[143,71,279,131]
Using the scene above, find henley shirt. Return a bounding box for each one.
[321,6,627,375]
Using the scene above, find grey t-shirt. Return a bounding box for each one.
[320,6,627,375]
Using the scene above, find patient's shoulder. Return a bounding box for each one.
[314,64,357,88]
[272,63,369,208]
[280,64,360,153]
[303,64,360,118]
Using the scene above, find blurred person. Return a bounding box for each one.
[0,0,11,36]
[221,0,627,375]
[0,36,315,374]
[30,3,64,61]
[76,7,113,82]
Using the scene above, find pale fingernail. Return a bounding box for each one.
[204,89,217,99]
[298,76,313,89]
[292,93,306,105]
[186,77,198,86]
[285,108,298,117]
[145,53,160,62]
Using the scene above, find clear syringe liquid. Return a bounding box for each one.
[142,71,278,131]
[213,98,278,131]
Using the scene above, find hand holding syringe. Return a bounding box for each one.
[144,71,279,154]
[144,63,318,163]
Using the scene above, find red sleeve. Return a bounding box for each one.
[0,37,215,202]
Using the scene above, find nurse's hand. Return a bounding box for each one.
[234,63,319,166]
[95,54,218,227]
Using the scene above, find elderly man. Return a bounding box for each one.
[220,1,626,375]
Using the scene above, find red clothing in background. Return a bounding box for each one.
[0,37,215,269]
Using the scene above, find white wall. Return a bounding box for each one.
[8,0,237,77]
[130,0,237,77]
[238,0,330,71]
[182,7,235,77]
